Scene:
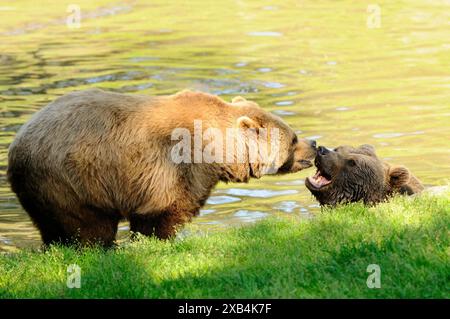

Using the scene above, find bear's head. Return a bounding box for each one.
[225,96,316,180]
[305,144,423,205]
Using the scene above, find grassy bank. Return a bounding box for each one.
[0,192,449,298]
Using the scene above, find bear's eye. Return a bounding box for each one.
[347,159,357,167]
[291,136,298,145]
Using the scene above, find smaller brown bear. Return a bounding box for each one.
[305,144,423,206]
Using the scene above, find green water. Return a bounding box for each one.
[0,0,449,251]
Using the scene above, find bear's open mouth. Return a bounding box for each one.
[306,169,332,189]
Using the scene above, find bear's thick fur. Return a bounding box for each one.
[305,144,423,205]
[8,88,316,246]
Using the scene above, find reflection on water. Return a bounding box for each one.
[0,0,449,250]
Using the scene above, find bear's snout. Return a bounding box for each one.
[315,146,334,170]
[296,138,317,166]
[317,146,330,156]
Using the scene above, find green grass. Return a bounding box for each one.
[0,192,449,298]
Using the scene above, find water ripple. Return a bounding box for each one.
[206,196,241,205]
[233,210,268,222]
[247,31,283,37]
[223,188,298,198]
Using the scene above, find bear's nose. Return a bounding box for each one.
[318,146,329,155]
[309,140,317,149]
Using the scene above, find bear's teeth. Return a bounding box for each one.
[313,170,320,179]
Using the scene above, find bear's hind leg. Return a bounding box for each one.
[70,206,121,248]
[36,217,69,247]
[14,194,70,247]
[37,206,120,248]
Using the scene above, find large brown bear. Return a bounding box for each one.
[305,144,423,206]
[8,88,316,246]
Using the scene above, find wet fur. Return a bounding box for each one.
[306,144,424,206]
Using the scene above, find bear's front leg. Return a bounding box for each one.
[129,210,194,240]
[153,209,194,239]
[129,213,159,238]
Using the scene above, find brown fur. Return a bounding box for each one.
[7,88,316,246]
[305,144,424,206]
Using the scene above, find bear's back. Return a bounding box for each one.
[7,89,181,212]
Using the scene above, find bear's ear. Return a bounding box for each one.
[388,166,410,188]
[232,96,247,103]
[358,144,377,157]
[237,116,259,130]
